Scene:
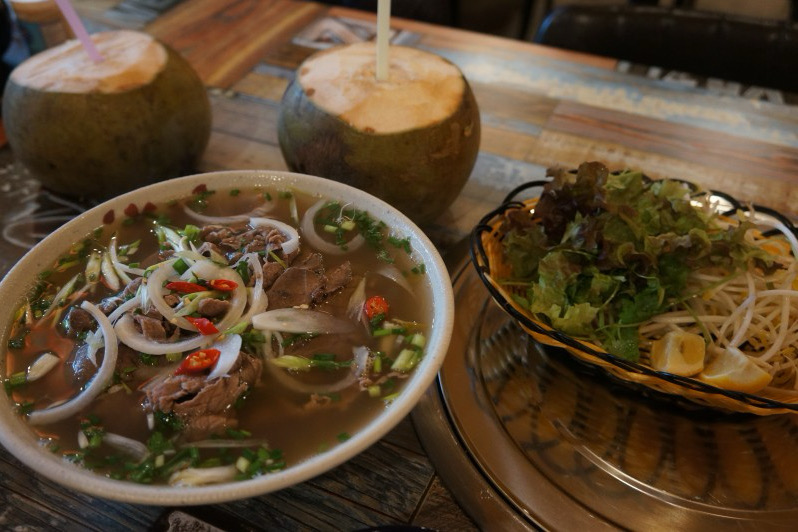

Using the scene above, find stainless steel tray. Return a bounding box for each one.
[411,260,798,531]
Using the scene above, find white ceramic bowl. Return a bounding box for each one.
[0,170,454,505]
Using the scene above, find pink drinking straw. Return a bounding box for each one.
[53,0,104,62]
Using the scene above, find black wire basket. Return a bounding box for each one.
[470,172,798,415]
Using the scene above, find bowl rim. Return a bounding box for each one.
[0,169,454,505]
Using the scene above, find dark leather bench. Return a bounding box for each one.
[533,5,798,93]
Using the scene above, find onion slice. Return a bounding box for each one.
[300,200,364,255]
[236,254,268,325]
[374,263,414,294]
[29,302,118,425]
[115,314,213,355]
[263,345,370,395]
[27,352,60,382]
[106,295,141,324]
[249,217,300,256]
[169,465,238,487]
[208,334,243,379]
[183,202,275,225]
[103,433,149,461]
[252,308,356,334]
[347,277,366,321]
[147,259,247,333]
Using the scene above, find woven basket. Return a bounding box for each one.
[471,179,798,415]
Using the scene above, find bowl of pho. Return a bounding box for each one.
[0,170,454,504]
[472,161,798,415]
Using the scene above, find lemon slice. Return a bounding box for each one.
[699,346,772,393]
[650,331,706,376]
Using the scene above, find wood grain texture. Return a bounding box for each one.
[147,0,323,87]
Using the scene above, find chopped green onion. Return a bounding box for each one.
[391,348,420,372]
[268,251,286,269]
[372,327,407,337]
[172,258,189,275]
[166,352,183,363]
[368,385,381,397]
[410,333,426,348]
[224,322,249,335]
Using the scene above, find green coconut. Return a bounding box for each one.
[278,43,480,226]
[2,30,211,200]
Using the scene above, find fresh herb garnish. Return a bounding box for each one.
[500,162,769,361]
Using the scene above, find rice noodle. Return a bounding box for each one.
[29,302,118,425]
[639,218,798,389]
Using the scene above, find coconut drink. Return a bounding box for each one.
[278,42,480,226]
[2,30,211,200]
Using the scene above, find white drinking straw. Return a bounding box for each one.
[53,0,104,62]
[376,0,391,81]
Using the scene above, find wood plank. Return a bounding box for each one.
[232,71,291,104]
[414,475,479,530]
[471,82,557,129]
[326,6,618,70]
[146,0,324,87]
[199,131,287,172]
[0,452,162,531]
[545,100,798,185]
[210,92,281,145]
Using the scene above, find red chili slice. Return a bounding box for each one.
[364,295,390,319]
[174,348,220,375]
[185,316,219,335]
[208,279,238,291]
[165,281,206,293]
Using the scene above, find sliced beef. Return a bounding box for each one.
[262,261,284,289]
[143,353,262,441]
[163,293,181,307]
[133,314,167,340]
[267,266,325,309]
[198,298,231,317]
[266,254,353,309]
[98,278,142,315]
[98,296,122,315]
[317,261,352,299]
[122,277,143,299]
[196,241,223,259]
[66,307,94,332]
[200,225,236,244]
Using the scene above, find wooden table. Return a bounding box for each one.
[1,1,797,529]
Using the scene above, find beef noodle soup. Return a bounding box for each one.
[3,184,432,486]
